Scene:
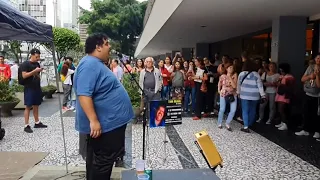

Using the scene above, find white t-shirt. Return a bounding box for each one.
[164,64,173,73]
[10,64,19,80]
[63,69,75,85]
[261,72,280,94]
[194,67,204,83]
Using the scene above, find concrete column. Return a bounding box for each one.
[181,48,192,61]
[271,16,307,80]
[271,16,307,112]
[196,43,210,59]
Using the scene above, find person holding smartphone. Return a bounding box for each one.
[19,48,48,133]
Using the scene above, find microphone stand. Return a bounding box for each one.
[119,58,148,160]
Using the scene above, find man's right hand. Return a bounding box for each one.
[90,120,102,138]
[34,67,43,73]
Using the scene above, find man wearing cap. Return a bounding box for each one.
[19,48,47,133]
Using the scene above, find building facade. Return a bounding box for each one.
[78,6,88,42]
[61,0,78,32]
[7,0,19,8]
[18,0,47,23]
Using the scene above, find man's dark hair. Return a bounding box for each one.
[65,57,73,62]
[0,55,4,59]
[113,59,119,64]
[85,33,108,54]
[30,48,41,55]
[242,60,256,72]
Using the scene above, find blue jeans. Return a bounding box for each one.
[241,99,259,128]
[218,95,237,126]
[184,87,196,111]
[161,85,169,100]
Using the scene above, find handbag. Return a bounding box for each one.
[303,65,320,94]
[304,81,320,94]
[225,94,235,103]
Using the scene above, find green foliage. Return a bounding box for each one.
[11,80,24,92]
[6,40,22,63]
[66,42,85,63]
[42,27,81,61]
[122,73,141,108]
[42,85,57,92]
[79,0,148,56]
[0,79,16,102]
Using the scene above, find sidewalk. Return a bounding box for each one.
[21,165,124,180]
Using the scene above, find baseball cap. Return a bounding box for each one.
[30,48,41,55]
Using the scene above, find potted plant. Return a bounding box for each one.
[11,80,25,109]
[122,73,141,119]
[41,84,57,99]
[0,76,20,117]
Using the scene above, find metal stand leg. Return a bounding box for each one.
[149,126,195,168]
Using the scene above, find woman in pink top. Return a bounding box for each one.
[217,64,238,131]
[275,63,295,131]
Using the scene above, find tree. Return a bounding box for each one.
[66,42,85,63]
[6,41,22,63]
[25,42,40,60]
[42,27,81,62]
[79,0,147,56]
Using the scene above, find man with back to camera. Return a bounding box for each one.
[19,49,48,133]
[74,33,134,180]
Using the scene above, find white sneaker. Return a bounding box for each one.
[237,117,243,121]
[256,118,262,123]
[266,119,272,125]
[278,123,288,131]
[275,123,283,128]
[295,130,310,136]
[313,132,320,139]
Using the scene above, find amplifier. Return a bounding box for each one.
[194,130,223,169]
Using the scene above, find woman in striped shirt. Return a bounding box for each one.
[237,60,266,133]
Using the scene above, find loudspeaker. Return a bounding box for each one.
[194,131,223,170]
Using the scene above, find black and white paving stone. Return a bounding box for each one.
[1,111,320,179]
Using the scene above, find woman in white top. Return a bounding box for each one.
[192,58,208,120]
[164,56,173,73]
[61,61,75,110]
[258,62,280,124]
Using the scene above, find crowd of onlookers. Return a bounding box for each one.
[2,49,320,141]
[127,52,320,142]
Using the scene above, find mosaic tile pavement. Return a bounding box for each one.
[1,111,320,179]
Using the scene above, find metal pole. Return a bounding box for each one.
[51,43,69,173]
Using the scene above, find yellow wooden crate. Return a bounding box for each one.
[195,130,223,168]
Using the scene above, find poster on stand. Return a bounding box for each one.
[166,99,182,125]
[149,100,167,128]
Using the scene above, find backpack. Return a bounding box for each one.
[18,66,25,85]
[172,71,184,87]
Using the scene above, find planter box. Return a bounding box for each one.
[0,100,20,117]
[14,92,25,109]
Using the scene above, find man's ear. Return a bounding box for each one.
[96,45,101,52]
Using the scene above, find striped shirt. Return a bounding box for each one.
[237,71,265,100]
